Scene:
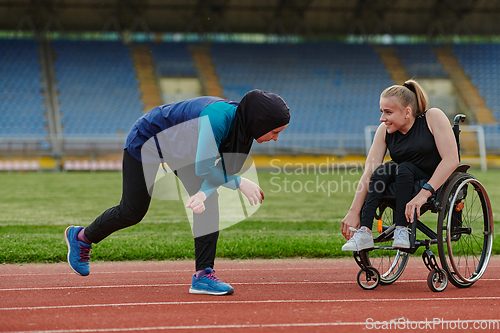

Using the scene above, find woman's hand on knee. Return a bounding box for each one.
[239,177,264,206]
[186,191,207,214]
[341,212,360,240]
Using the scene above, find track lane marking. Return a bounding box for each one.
[0,321,369,333]
[0,281,362,291]
[2,278,500,292]
[2,262,499,277]
[5,318,500,333]
[3,296,500,311]
[0,266,343,277]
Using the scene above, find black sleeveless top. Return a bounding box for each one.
[385,112,442,176]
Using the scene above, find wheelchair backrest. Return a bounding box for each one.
[453,114,466,162]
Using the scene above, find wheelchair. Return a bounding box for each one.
[353,115,494,292]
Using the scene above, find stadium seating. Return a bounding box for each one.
[2,38,499,155]
[210,42,394,151]
[52,40,144,136]
[453,44,500,149]
[0,39,47,137]
[395,44,448,78]
[149,42,198,77]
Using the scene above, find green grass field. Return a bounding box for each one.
[0,168,499,264]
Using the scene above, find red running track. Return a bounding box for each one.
[1,258,500,332]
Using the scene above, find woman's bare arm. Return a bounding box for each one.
[405,108,460,222]
[341,123,387,239]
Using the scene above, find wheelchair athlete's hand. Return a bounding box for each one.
[341,211,360,240]
[186,191,207,214]
[405,190,432,223]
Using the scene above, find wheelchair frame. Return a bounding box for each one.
[353,115,494,292]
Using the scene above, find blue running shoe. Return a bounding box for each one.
[64,226,92,276]
[189,267,234,295]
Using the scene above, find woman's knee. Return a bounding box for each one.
[396,162,417,180]
[370,162,396,183]
[117,204,149,226]
[397,161,415,171]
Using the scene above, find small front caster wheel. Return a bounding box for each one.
[427,268,448,292]
[357,266,381,290]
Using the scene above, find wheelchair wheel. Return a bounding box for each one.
[427,268,448,292]
[357,266,380,290]
[437,173,494,288]
[362,204,409,285]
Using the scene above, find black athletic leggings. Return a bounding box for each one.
[84,149,219,271]
[360,161,430,229]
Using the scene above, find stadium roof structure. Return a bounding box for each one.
[1,0,500,37]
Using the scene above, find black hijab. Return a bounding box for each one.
[219,89,290,175]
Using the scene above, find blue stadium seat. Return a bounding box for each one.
[0,39,48,138]
[453,44,500,149]
[210,42,392,151]
[52,40,144,136]
[394,44,448,78]
[147,42,198,77]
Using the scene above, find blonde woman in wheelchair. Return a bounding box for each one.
[341,79,459,251]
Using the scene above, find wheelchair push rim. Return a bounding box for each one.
[438,174,493,286]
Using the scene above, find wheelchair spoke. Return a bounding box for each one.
[467,190,482,226]
[440,176,493,285]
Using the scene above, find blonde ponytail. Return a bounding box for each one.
[381,79,428,117]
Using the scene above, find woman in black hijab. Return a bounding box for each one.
[64,89,290,296]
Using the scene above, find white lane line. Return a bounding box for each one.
[2,296,500,311]
[1,278,499,292]
[0,281,357,291]
[0,284,184,291]
[4,318,500,333]
[2,264,499,277]
[6,318,500,333]
[1,281,352,291]
[0,321,367,333]
[0,267,337,277]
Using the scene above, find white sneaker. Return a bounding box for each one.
[392,227,410,249]
[342,227,374,251]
